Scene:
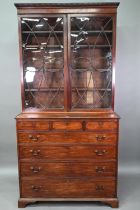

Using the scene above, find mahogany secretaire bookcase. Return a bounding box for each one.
[15,2,120,208]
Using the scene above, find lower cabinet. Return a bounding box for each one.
[16,116,119,208]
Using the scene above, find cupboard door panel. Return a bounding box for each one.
[69,16,113,109]
[22,16,65,110]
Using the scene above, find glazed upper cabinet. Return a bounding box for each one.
[20,11,116,111]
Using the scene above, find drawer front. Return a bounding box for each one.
[21,179,116,198]
[20,161,116,177]
[17,121,49,130]
[19,145,116,160]
[17,120,118,131]
[52,121,82,130]
[86,121,117,131]
[18,132,117,145]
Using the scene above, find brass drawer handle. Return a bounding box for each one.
[66,179,71,183]
[98,122,104,127]
[32,185,41,191]
[28,135,40,141]
[96,135,106,141]
[30,166,41,173]
[95,166,105,173]
[30,149,40,156]
[94,150,106,156]
[96,185,104,191]
[65,121,69,126]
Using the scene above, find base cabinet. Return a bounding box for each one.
[16,113,119,208]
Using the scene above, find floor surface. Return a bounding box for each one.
[0,167,140,209]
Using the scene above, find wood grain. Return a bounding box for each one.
[21,178,116,198]
[20,161,116,177]
[18,132,117,145]
[19,145,116,160]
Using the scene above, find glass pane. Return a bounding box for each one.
[22,17,64,110]
[70,16,113,109]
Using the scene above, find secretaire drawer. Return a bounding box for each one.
[21,178,116,198]
[19,145,116,160]
[20,161,116,177]
[52,121,82,130]
[86,121,118,131]
[17,121,49,130]
[17,132,117,145]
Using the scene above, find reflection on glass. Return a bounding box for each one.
[70,16,113,109]
[22,17,64,110]
[25,67,36,82]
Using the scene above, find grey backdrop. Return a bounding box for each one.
[0,0,140,209]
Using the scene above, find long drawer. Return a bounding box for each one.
[21,178,116,198]
[18,132,117,145]
[20,161,116,177]
[19,145,116,160]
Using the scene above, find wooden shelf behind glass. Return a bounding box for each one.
[25,88,111,92]
[23,44,112,48]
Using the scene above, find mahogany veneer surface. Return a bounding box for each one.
[16,112,119,208]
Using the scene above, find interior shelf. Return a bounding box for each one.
[23,44,63,48]
[24,68,110,72]
[23,44,111,48]
[71,45,112,48]
[25,88,111,92]
[24,70,63,72]
[22,30,63,34]
[22,30,112,34]
[71,68,111,72]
